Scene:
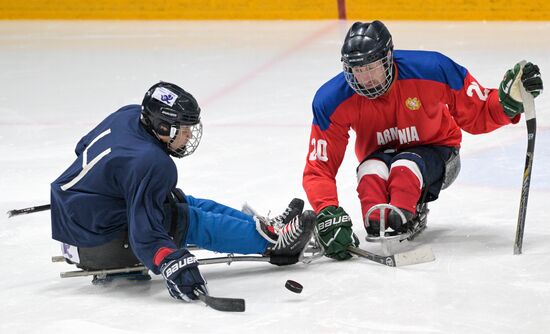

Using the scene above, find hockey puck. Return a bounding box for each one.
[285,280,303,294]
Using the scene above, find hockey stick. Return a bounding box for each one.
[347,245,435,267]
[194,288,245,312]
[514,60,537,255]
[7,204,51,218]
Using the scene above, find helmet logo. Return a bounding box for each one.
[152,87,179,107]
[161,94,174,104]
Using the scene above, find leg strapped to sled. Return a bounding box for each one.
[365,203,430,255]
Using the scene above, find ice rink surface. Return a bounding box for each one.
[1,20,549,333]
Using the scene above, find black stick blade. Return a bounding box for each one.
[196,290,245,312]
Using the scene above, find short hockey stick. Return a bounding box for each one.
[7,204,51,218]
[194,288,245,312]
[347,245,435,267]
[514,60,537,255]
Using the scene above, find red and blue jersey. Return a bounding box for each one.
[303,50,519,213]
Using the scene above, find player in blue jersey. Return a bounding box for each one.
[51,81,315,302]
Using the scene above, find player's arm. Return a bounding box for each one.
[303,101,359,260]
[448,62,542,134]
[124,157,178,273]
[124,155,206,301]
[303,114,349,212]
[448,69,515,134]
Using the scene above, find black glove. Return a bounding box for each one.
[160,248,207,301]
[522,63,543,98]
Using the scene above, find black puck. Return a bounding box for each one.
[285,280,303,294]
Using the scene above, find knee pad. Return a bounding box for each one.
[357,159,389,183]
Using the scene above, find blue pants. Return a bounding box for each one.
[74,194,269,271]
[178,195,270,254]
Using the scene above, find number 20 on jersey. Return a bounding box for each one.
[309,138,328,161]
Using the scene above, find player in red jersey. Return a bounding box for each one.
[304,21,543,260]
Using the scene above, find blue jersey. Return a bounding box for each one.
[51,105,178,270]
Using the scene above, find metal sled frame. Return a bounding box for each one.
[364,203,429,255]
[52,241,325,279]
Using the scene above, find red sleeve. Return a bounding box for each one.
[302,116,350,213]
[449,71,520,134]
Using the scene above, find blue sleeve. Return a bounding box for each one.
[312,72,355,131]
[123,152,178,274]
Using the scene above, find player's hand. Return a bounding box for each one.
[160,249,208,301]
[315,206,359,260]
[522,63,543,98]
[499,62,543,118]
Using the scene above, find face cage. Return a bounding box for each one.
[167,122,203,158]
[343,51,394,99]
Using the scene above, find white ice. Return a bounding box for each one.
[1,20,549,334]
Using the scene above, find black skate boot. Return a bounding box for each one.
[256,210,315,264]
[386,204,429,241]
[255,198,305,249]
[387,208,415,232]
[365,220,381,237]
[265,198,304,230]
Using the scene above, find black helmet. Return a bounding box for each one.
[141,82,203,158]
[341,21,394,99]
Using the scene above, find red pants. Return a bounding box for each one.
[357,158,422,222]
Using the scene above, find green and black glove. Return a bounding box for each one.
[499,62,543,118]
[315,206,359,260]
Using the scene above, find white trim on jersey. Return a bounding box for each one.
[61,129,112,191]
